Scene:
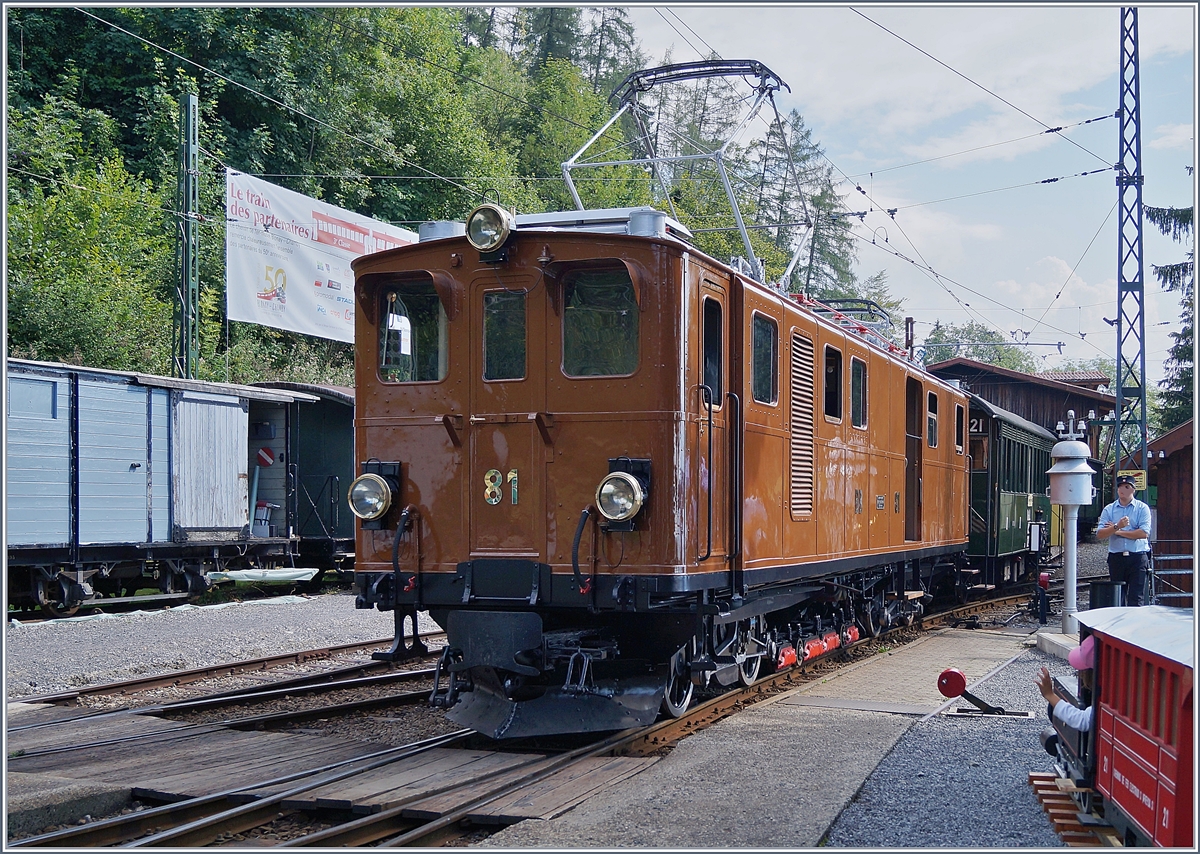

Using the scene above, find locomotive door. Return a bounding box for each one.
[695,279,730,569]
[467,276,546,559]
[904,377,923,540]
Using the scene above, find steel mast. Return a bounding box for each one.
[1113,8,1148,490]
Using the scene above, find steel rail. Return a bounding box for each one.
[8,730,473,848]
[12,633,446,706]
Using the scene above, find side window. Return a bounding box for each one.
[970,436,988,471]
[751,313,778,404]
[483,291,526,380]
[955,404,965,454]
[927,391,938,448]
[824,345,842,420]
[850,358,867,428]
[703,297,723,399]
[562,267,639,376]
[380,284,448,383]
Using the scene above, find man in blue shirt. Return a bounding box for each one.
[1096,474,1152,606]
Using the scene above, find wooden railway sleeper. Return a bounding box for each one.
[10,732,471,848]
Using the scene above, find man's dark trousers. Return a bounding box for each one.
[1107,551,1148,606]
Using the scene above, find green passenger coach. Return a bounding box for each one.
[965,394,1056,593]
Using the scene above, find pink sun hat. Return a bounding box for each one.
[1068,634,1095,670]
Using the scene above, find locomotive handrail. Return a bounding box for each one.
[698,385,714,562]
[727,392,744,595]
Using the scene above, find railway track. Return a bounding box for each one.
[9,586,1056,847]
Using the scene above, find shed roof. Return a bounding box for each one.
[926,357,1116,406]
[1076,605,1194,669]
[1035,370,1112,390]
[8,359,321,404]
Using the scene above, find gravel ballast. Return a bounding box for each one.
[823,646,1081,848]
[4,593,439,699]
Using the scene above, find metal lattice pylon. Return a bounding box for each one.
[1114,8,1148,490]
[174,93,200,379]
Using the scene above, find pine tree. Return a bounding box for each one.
[1145,186,1194,432]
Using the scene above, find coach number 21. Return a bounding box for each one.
[484,469,518,505]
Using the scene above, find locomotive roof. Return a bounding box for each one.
[968,394,1057,442]
[1076,606,1194,669]
[8,358,321,405]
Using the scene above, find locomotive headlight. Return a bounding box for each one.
[465,203,514,252]
[595,472,645,522]
[348,473,393,521]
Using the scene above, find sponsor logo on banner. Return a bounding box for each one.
[225,170,417,343]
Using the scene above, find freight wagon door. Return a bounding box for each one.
[467,277,546,560]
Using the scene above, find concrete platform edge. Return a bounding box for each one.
[6,772,132,841]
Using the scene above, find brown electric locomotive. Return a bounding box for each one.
[348,202,970,738]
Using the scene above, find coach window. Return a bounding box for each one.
[483,291,526,380]
[380,285,448,383]
[751,313,778,404]
[955,404,965,454]
[703,297,723,399]
[824,345,842,420]
[562,267,639,376]
[926,391,938,448]
[850,357,867,428]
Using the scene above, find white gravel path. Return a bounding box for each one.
[4,593,439,699]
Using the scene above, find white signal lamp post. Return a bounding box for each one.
[1047,412,1097,635]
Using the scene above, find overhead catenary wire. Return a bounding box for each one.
[850,7,1112,168]
[847,113,1115,178]
[73,8,486,203]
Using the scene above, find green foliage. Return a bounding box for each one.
[7,93,174,372]
[921,320,1038,373]
[1145,199,1194,432]
[6,6,870,387]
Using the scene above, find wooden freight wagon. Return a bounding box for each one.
[6,359,322,615]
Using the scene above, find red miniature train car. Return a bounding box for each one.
[1057,606,1194,847]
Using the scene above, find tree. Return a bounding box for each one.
[1145,189,1194,432]
[921,321,1039,372]
[7,93,174,372]
[522,7,582,68]
[580,8,644,95]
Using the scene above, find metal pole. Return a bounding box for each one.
[1062,505,1079,635]
[174,93,200,379]
[1114,7,1148,492]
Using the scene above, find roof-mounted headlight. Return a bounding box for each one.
[465,203,515,252]
[348,473,393,521]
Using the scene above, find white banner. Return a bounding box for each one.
[225,170,418,343]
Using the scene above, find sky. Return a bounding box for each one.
[623,4,1196,386]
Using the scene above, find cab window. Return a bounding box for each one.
[380,284,447,383]
[751,313,778,404]
[483,291,526,380]
[703,297,723,399]
[562,267,639,376]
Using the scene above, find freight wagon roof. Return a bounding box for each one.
[1077,606,1194,669]
[8,359,321,404]
[968,394,1057,442]
[253,381,354,407]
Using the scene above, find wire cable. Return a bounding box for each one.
[73,8,485,201]
[850,8,1111,168]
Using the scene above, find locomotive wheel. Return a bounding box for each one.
[737,617,763,686]
[661,643,694,718]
